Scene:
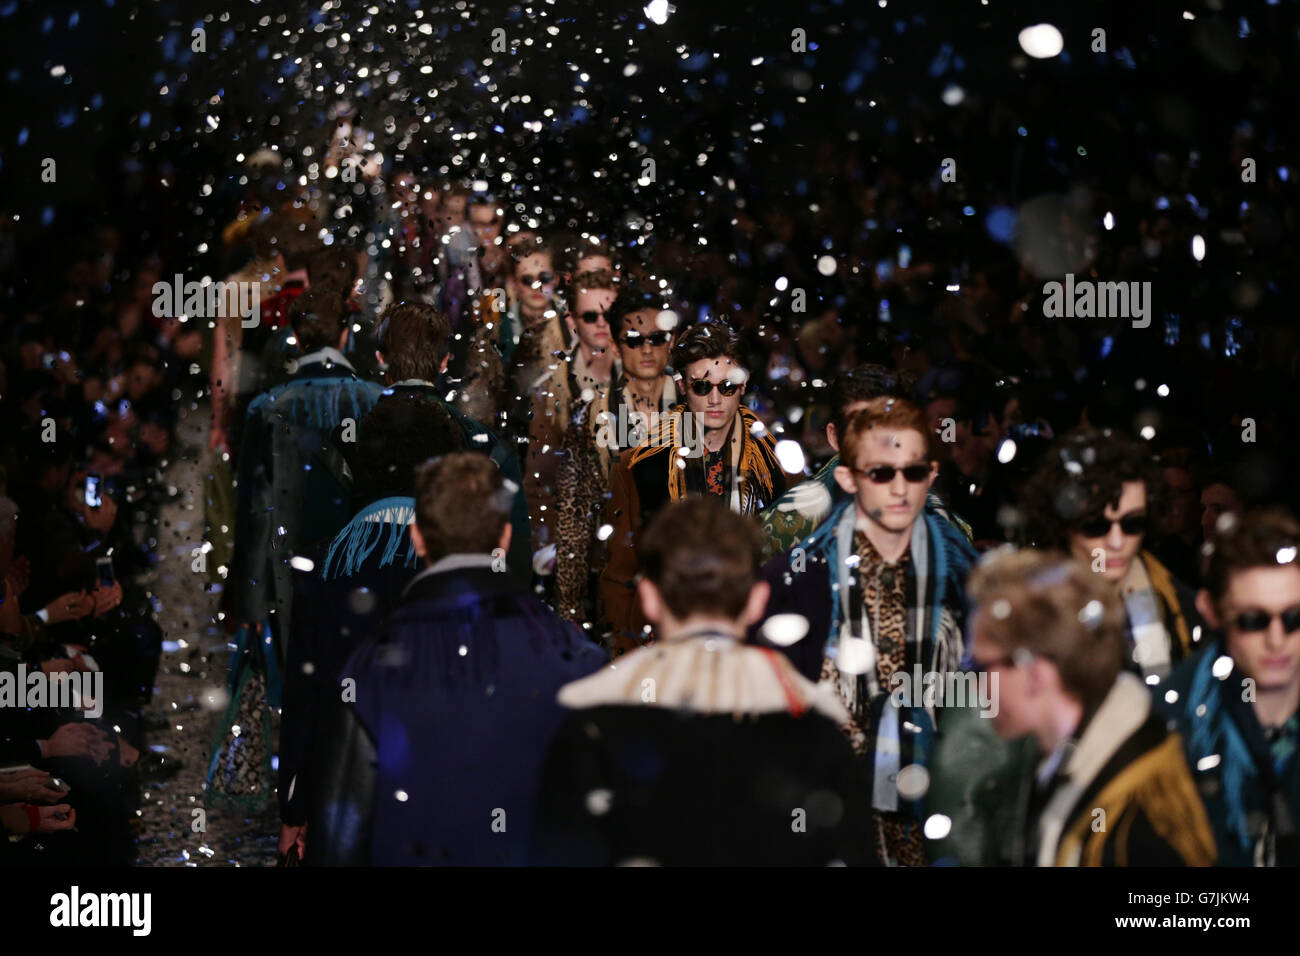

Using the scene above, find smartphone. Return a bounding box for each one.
[96,557,115,588]
[84,474,102,509]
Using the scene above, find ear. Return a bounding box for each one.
[496,521,512,556]
[926,460,939,492]
[740,580,771,629]
[1195,589,1221,630]
[564,312,577,336]
[637,577,663,626]
[337,326,350,351]
[833,464,857,497]
[439,352,450,375]
[374,349,385,369]
[826,421,839,453]
[408,521,427,559]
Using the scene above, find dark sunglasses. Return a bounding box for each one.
[853,464,931,484]
[1231,606,1300,634]
[519,272,556,287]
[1078,512,1148,538]
[621,331,672,348]
[688,378,743,397]
[577,310,609,325]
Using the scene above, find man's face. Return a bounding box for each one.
[566,288,614,352]
[1161,466,1197,536]
[683,356,745,433]
[469,205,501,245]
[971,611,1034,739]
[615,309,672,380]
[834,427,936,535]
[1219,566,1300,694]
[510,252,556,314]
[1202,483,1243,543]
[1068,481,1147,584]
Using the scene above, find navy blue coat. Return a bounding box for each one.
[308,561,605,866]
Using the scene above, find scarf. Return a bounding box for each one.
[1182,641,1299,863]
[1120,551,1191,682]
[627,405,782,515]
[557,629,848,721]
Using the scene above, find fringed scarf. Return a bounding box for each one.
[627,405,782,515]
[322,496,419,580]
[558,629,848,722]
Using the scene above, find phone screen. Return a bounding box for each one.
[84,475,102,509]
[97,558,115,589]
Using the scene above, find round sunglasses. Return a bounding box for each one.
[1229,606,1300,634]
[620,331,672,348]
[518,271,556,287]
[852,464,932,484]
[1077,512,1148,538]
[688,378,743,397]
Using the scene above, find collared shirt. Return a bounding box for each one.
[295,346,356,373]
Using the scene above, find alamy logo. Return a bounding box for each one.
[596,409,707,457]
[888,666,999,718]
[50,886,151,936]
[152,274,261,327]
[0,664,103,719]
[1042,273,1151,328]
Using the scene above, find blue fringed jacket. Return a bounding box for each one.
[233,349,383,638]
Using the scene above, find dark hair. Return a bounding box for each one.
[289,285,349,353]
[306,246,359,289]
[1200,508,1300,607]
[562,268,616,318]
[353,395,466,504]
[828,364,918,437]
[639,497,764,620]
[376,302,452,382]
[1020,426,1160,550]
[607,283,672,338]
[413,453,513,562]
[267,217,321,271]
[670,320,745,376]
[509,236,554,275]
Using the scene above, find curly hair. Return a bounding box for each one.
[1019,426,1162,550]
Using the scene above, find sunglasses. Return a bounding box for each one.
[621,331,672,349]
[853,464,931,484]
[1077,512,1148,538]
[1230,606,1300,634]
[688,378,743,397]
[577,310,609,325]
[518,272,556,287]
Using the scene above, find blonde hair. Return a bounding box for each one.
[968,547,1127,706]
